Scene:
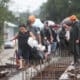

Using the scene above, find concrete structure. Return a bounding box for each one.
[59,62,80,80]
[9,57,60,80]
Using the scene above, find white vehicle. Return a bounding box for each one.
[4,40,15,49]
[4,21,17,48]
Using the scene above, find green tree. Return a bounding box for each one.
[17,11,31,25]
[0,0,16,48]
[39,0,80,22]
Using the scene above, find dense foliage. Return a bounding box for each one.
[40,0,80,22]
[0,0,16,48]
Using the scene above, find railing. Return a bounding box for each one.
[0,46,79,80]
[21,49,73,80]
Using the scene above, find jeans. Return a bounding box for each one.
[51,42,57,52]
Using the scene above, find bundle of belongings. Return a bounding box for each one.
[28,37,46,60]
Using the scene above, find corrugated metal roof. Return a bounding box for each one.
[4,21,17,28]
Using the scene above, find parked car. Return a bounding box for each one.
[4,40,15,49]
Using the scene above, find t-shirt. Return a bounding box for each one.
[41,28,52,41]
[32,19,44,30]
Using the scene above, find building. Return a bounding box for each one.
[4,21,18,42]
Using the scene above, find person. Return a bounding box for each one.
[59,25,67,50]
[28,15,44,30]
[69,19,80,66]
[27,20,41,44]
[51,25,58,54]
[27,18,45,65]
[41,22,53,60]
[11,24,35,69]
[60,15,78,56]
[28,16,42,44]
[61,15,78,27]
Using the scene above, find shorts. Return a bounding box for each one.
[17,48,30,64]
[17,49,23,59]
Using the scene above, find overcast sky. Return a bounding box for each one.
[8,0,47,13]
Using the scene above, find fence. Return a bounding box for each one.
[0,44,80,80]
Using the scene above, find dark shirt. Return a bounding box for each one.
[70,21,80,42]
[27,26,40,41]
[70,21,80,52]
[41,28,52,41]
[59,27,66,40]
[28,27,40,36]
[52,30,57,42]
[18,31,30,49]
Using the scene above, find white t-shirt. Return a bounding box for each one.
[65,31,70,41]
[32,19,44,30]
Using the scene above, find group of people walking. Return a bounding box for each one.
[11,15,80,69]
